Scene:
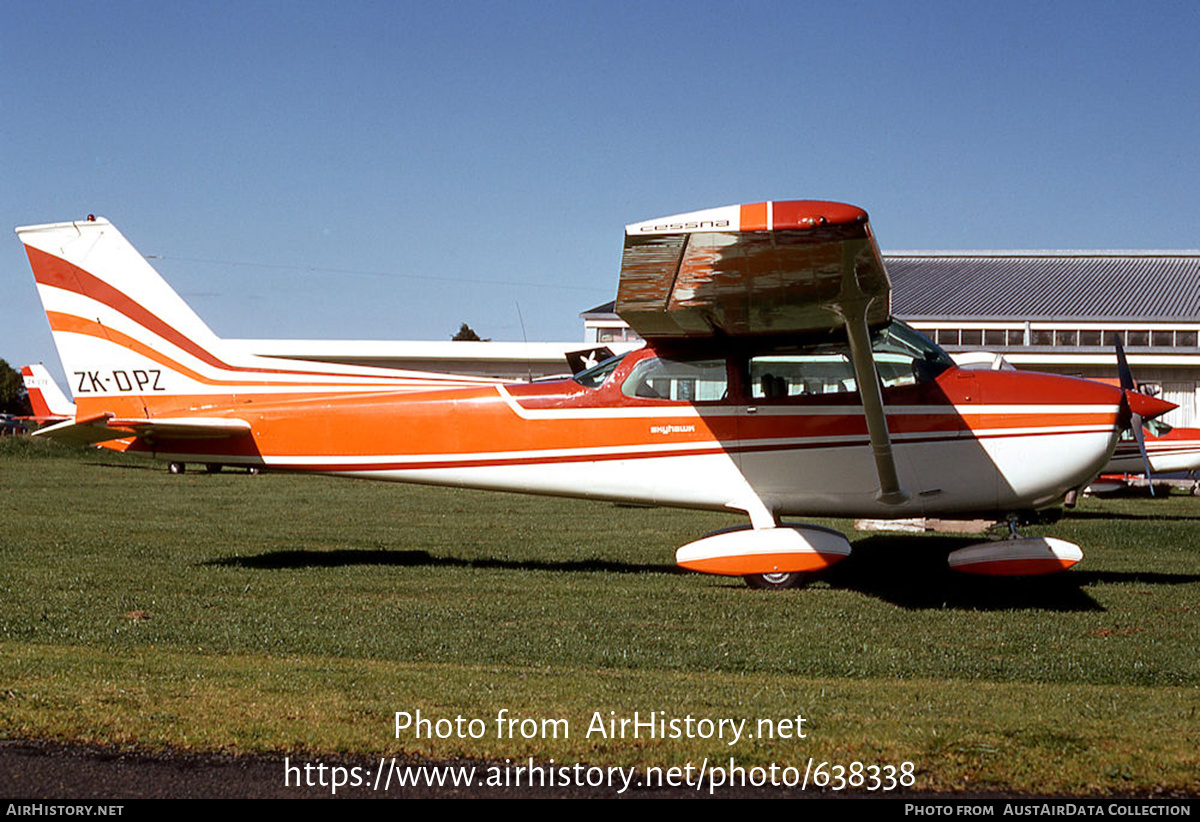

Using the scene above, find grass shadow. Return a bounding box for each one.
[200,535,1198,610]
[203,549,683,575]
[813,535,1107,612]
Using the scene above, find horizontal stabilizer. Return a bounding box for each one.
[32,413,119,445]
[33,414,251,445]
[107,417,252,439]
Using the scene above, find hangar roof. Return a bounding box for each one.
[582,251,1200,323]
[887,251,1200,322]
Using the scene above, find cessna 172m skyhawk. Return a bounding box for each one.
[17,201,1173,588]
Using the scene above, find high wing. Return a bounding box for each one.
[617,201,888,338]
[617,200,905,504]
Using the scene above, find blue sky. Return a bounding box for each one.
[4,1,1200,382]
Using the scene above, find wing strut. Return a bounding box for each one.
[830,255,908,506]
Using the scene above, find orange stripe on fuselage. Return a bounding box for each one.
[48,312,465,395]
[959,412,1116,431]
[49,312,256,388]
[110,378,1118,469]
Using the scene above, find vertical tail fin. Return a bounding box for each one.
[16,216,502,422]
[16,217,235,413]
[20,364,76,421]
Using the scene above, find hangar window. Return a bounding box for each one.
[1079,330,1102,347]
[935,329,959,346]
[1177,331,1198,348]
[621,357,727,402]
[1127,330,1150,347]
[984,329,1007,347]
[1151,330,1175,347]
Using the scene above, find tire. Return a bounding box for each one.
[204,463,222,474]
[743,572,809,590]
[168,462,186,475]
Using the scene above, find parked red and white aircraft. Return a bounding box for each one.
[1107,420,1200,475]
[17,202,1173,587]
[1086,377,1200,479]
[20,363,76,424]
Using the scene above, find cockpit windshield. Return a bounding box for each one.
[1146,419,1174,437]
[872,320,955,383]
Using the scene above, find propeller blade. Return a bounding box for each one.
[1115,338,1156,495]
[1115,337,1136,392]
[1129,409,1155,497]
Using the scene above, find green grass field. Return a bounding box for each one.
[1,437,1198,794]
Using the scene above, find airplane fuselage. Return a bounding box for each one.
[107,345,1124,521]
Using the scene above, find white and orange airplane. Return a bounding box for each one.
[1107,420,1200,476]
[19,363,76,424]
[16,201,1174,587]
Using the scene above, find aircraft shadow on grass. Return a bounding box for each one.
[202,533,1200,612]
[203,550,683,576]
[778,535,1107,613]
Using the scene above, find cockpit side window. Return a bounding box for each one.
[750,348,855,397]
[620,356,728,402]
[747,320,954,399]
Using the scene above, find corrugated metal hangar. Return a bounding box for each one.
[582,251,1200,426]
